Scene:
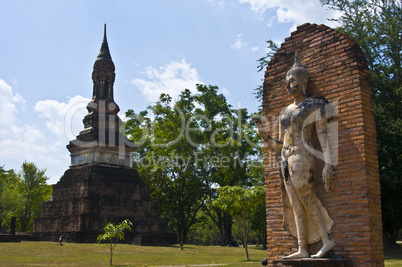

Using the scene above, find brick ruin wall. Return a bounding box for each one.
[33,165,175,245]
[262,23,384,266]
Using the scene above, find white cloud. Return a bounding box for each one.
[131,59,202,103]
[0,79,25,134]
[239,0,281,17]
[0,79,92,184]
[35,95,90,139]
[231,34,261,52]
[208,0,225,9]
[0,138,62,169]
[239,0,341,29]
[0,80,40,144]
[231,33,248,50]
[266,16,276,27]
[222,87,231,96]
[0,79,58,178]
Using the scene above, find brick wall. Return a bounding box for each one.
[262,23,384,266]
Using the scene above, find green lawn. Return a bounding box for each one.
[0,242,267,266]
[0,242,400,266]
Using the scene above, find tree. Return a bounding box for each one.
[0,163,52,233]
[16,162,52,232]
[125,89,207,244]
[214,185,265,260]
[124,84,264,245]
[97,219,132,266]
[193,85,263,246]
[254,40,279,103]
[187,210,221,246]
[319,0,402,242]
[0,166,22,232]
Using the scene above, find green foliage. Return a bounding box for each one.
[0,162,51,233]
[17,162,52,232]
[124,84,264,245]
[214,186,265,260]
[97,219,132,266]
[0,167,22,231]
[187,210,221,246]
[320,0,402,241]
[254,40,279,103]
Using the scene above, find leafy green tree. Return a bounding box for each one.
[124,84,264,245]
[320,0,402,242]
[187,210,221,246]
[0,167,22,231]
[214,185,265,260]
[16,162,52,232]
[97,219,132,266]
[125,89,206,244]
[249,194,268,249]
[193,85,263,246]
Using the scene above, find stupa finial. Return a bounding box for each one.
[96,24,112,62]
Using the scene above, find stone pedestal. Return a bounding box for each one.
[272,257,353,267]
[33,164,175,245]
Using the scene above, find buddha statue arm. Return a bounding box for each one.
[315,111,334,191]
[254,118,283,154]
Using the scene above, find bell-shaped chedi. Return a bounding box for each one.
[33,25,175,245]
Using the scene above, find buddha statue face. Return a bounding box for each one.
[286,74,304,97]
[286,53,309,97]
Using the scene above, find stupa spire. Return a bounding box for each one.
[67,24,135,168]
[92,24,116,101]
[96,24,112,62]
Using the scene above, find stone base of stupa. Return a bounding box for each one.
[33,164,176,245]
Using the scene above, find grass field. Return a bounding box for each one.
[0,241,400,266]
[0,242,267,266]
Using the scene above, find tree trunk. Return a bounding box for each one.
[262,233,267,250]
[223,215,232,246]
[203,204,233,246]
[109,247,113,266]
[177,228,183,244]
[217,226,225,246]
[217,214,232,246]
[243,212,249,261]
[182,228,188,244]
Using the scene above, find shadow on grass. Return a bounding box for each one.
[170,244,197,250]
[384,240,402,260]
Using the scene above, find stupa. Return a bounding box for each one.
[33,25,175,245]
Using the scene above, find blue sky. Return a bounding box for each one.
[0,0,340,184]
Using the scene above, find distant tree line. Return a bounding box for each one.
[0,162,52,233]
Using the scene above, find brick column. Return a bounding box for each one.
[262,23,384,266]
